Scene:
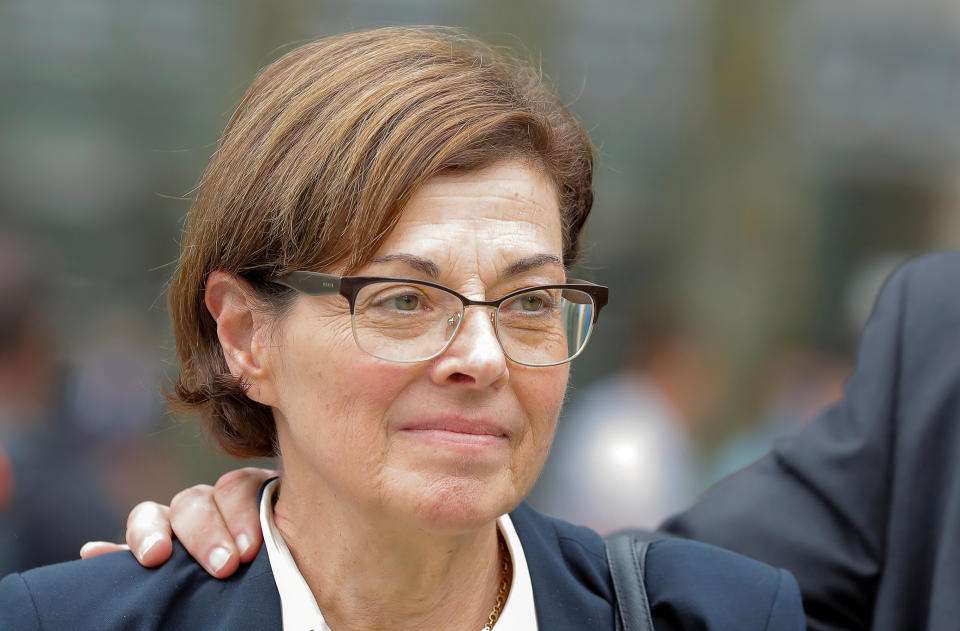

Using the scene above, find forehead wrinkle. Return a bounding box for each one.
[416,191,553,224]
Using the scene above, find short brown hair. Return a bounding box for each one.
[169,27,594,457]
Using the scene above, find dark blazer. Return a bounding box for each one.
[0,502,803,630]
[664,251,960,631]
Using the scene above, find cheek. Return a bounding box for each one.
[503,366,568,501]
[531,364,569,416]
[271,322,353,404]
[275,342,419,470]
[517,365,569,446]
[270,312,412,424]
[311,352,419,448]
[331,360,414,414]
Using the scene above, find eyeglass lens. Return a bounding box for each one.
[350,281,596,366]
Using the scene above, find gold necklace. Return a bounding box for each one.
[481,531,512,631]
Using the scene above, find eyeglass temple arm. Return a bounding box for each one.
[565,279,609,318]
[270,271,342,296]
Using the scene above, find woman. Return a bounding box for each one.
[0,27,803,630]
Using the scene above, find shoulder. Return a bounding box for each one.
[895,249,960,282]
[898,250,960,330]
[869,250,960,433]
[644,538,805,631]
[0,542,279,631]
[511,504,804,630]
[878,250,960,321]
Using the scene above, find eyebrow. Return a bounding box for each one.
[501,254,565,278]
[369,254,440,279]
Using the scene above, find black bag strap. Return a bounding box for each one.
[605,533,655,631]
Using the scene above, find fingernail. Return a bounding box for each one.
[236,533,252,555]
[79,541,98,558]
[138,533,163,560]
[208,546,232,574]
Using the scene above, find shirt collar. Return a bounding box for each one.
[494,507,539,631]
[260,479,325,630]
[259,478,537,631]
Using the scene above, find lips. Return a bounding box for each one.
[397,417,511,448]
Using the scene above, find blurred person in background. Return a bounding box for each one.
[0,236,121,574]
[62,304,178,512]
[702,254,890,490]
[532,310,718,531]
[703,346,850,487]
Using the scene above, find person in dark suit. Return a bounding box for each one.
[1,27,803,631]
[102,250,960,631]
[663,250,960,631]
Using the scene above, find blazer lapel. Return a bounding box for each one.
[510,503,617,630]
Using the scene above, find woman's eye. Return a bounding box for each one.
[393,294,420,311]
[505,292,553,314]
[520,295,544,311]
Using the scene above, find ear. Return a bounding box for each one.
[204,271,278,406]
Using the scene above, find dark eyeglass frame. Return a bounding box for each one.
[266,270,609,366]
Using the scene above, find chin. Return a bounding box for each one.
[404,474,522,533]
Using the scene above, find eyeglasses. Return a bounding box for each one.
[268,271,609,367]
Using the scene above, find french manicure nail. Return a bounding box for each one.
[138,533,163,560]
[209,546,232,574]
[79,541,98,557]
[236,533,252,555]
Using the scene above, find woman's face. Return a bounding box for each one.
[260,160,569,532]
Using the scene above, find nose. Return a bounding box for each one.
[430,307,508,389]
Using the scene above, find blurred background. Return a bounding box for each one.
[2,0,960,569]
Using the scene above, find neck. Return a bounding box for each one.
[273,473,508,631]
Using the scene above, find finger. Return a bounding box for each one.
[169,485,240,579]
[126,501,174,568]
[80,541,130,559]
[212,467,276,563]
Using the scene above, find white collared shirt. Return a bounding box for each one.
[260,479,538,631]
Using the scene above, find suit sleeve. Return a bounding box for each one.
[644,538,807,631]
[0,573,43,631]
[662,258,914,631]
[764,569,806,631]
